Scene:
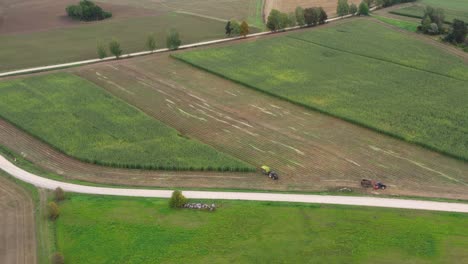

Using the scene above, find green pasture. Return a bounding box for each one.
[0,73,252,171]
[174,19,468,160]
[372,15,419,31]
[56,194,468,263]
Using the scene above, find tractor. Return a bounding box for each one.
[261,165,279,180]
[361,179,387,190]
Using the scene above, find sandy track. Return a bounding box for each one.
[0,175,36,264]
[2,155,468,213]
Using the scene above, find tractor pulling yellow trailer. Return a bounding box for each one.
[261,165,279,180]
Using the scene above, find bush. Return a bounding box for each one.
[337,0,350,17]
[358,2,369,16]
[318,7,328,24]
[109,39,123,58]
[304,7,320,26]
[54,187,65,202]
[420,6,445,35]
[146,34,157,52]
[52,252,64,264]
[66,0,112,21]
[445,19,467,44]
[97,42,107,59]
[230,20,241,36]
[295,6,305,26]
[240,21,249,37]
[166,29,182,50]
[169,190,188,208]
[267,9,282,31]
[48,202,60,220]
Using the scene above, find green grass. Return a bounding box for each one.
[0,73,253,171]
[173,19,468,161]
[390,0,468,23]
[56,194,468,263]
[373,15,419,31]
[0,13,227,72]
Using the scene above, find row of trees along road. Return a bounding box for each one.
[96,29,182,59]
[225,20,250,37]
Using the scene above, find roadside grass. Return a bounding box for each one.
[56,194,468,263]
[372,15,419,32]
[0,13,227,72]
[173,19,468,161]
[390,0,468,23]
[0,73,253,171]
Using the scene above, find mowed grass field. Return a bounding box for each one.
[56,194,468,263]
[0,13,227,72]
[0,73,252,171]
[174,19,468,161]
[390,0,468,22]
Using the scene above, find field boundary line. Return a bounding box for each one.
[1,155,468,213]
[0,13,358,78]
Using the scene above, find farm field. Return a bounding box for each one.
[0,172,37,264]
[0,13,227,72]
[173,19,468,161]
[56,194,468,263]
[0,73,251,171]
[390,0,468,22]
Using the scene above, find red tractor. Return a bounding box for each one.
[361,179,387,190]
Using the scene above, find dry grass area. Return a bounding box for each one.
[0,0,156,35]
[0,175,36,264]
[264,0,361,19]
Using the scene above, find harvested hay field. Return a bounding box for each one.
[0,0,156,35]
[264,0,361,19]
[0,51,467,199]
[174,19,468,161]
[0,73,251,171]
[0,173,36,264]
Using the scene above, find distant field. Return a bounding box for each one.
[56,194,468,263]
[174,19,468,160]
[264,0,361,18]
[0,73,252,171]
[0,13,227,72]
[390,0,468,22]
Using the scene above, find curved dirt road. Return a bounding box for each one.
[1,155,467,213]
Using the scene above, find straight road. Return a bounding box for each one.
[1,155,467,213]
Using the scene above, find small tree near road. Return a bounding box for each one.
[166,29,182,50]
[318,7,328,24]
[225,21,232,36]
[146,34,157,52]
[295,6,305,26]
[48,202,60,220]
[349,3,358,14]
[169,190,188,208]
[52,252,64,264]
[337,0,350,17]
[97,42,107,59]
[358,2,369,16]
[240,21,249,37]
[109,39,123,59]
[267,9,282,31]
[54,187,66,202]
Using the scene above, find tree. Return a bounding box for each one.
[48,202,59,220]
[109,39,122,58]
[304,7,320,26]
[288,12,297,27]
[267,9,282,31]
[146,34,157,52]
[169,190,188,208]
[166,29,181,50]
[445,19,467,44]
[54,187,65,202]
[295,6,305,26]
[420,6,445,35]
[278,12,290,30]
[66,0,112,21]
[318,7,328,24]
[97,42,107,59]
[240,21,249,37]
[52,252,64,264]
[349,3,358,14]
[230,20,241,35]
[337,0,350,17]
[358,2,369,16]
[225,21,232,36]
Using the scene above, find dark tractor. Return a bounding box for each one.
[361,179,387,190]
